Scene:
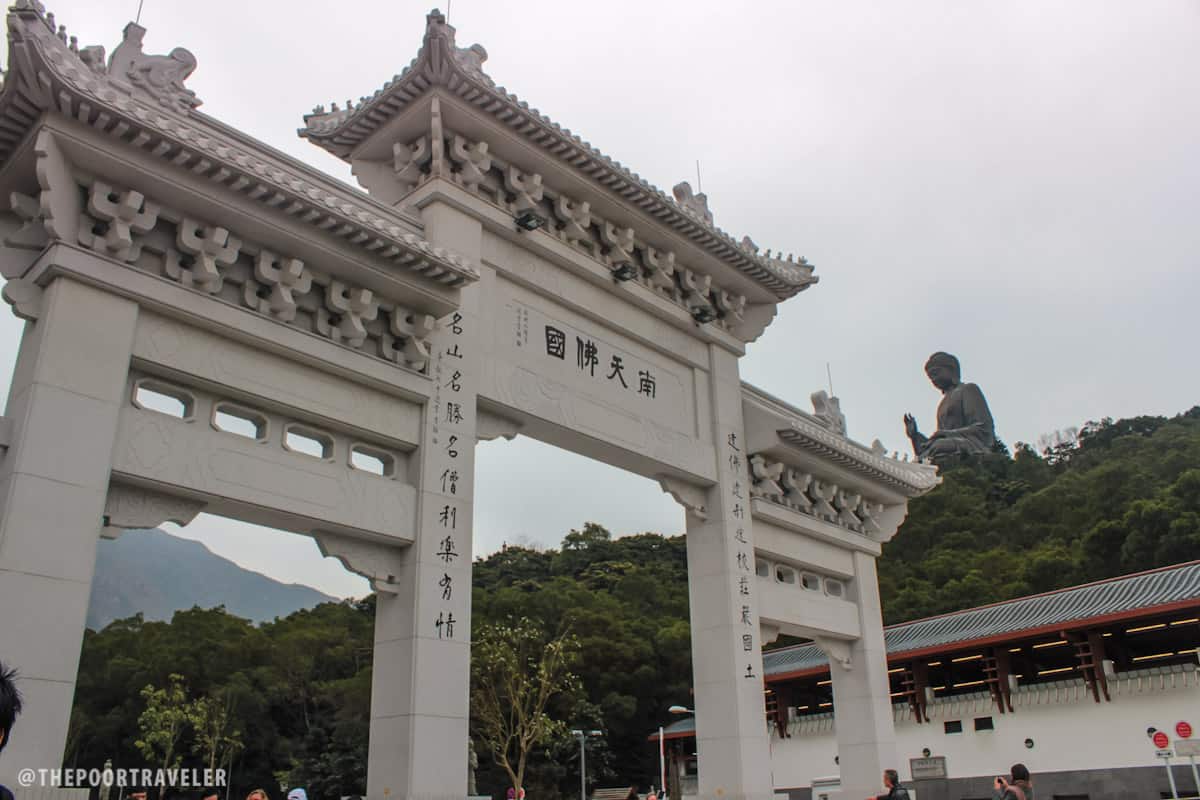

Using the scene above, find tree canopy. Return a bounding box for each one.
[65,407,1200,798]
[878,406,1200,622]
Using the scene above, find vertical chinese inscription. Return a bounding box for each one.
[727,431,757,678]
[431,310,468,639]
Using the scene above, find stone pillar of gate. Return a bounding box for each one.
[0,278,138,784]
[684,346,773,800]
[366,199,481,800]
[817,552,896,800]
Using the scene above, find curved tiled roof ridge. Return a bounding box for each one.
[763,560,1200,677]
[885,558,1200,631]
[299,9,817,300]
[0,1,477,288]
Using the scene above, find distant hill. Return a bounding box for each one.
[87,528,337,629]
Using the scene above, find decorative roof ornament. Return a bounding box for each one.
[810,390,846,436]
[425,9,489,76]
[672,181,713,226]
[298,9,820,301]
[6,3,201,113]
[106,22,200,112]
[0,2,478,290]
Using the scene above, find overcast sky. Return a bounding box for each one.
[2,1,1196,598]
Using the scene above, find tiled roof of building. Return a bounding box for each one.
[764,560,1200,678]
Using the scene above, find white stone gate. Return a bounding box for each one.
[0,5,937,799]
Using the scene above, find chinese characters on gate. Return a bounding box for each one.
[728,432,757,679]
[544,324,656,399]
[432,311,467,640]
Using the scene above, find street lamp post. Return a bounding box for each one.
[571,728,603,800]
[664,706,695,800]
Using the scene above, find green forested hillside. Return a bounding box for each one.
[878,406,1200,622]
[63,408,1200,798]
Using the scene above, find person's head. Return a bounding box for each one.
[201,791,220,800]
[924,352,961,391]
[1010,764,1030,783]
[246,791,269,800]
[0,661,22,755]
[883,769,899,788]
[286,789,308,800]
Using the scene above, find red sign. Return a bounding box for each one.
[1153,731,1170,749]
[1178,721,1193,739]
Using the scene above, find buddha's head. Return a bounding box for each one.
[924,351,961,392]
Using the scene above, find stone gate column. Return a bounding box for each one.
[684,346,773,800]
[819,552,896,800]
[367,201,481,800]
[0,278,138,785]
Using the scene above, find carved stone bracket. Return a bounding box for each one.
[715,290,746,324]
[746,451,900,539]
[394,136,431,191]
[448,135,491,190]
[476,408,523,443]
[810,480,838,522]
[2,278,44,321]
[5,192,51,255]
[314,530,406,594]
[682,269,714,316]
[317,281,379,347]
[780,467,814,514]
[164,218,241,293]
[835,490,862,531]
[3,131,81,268]
[644,247,677,299]
[598,221,635,268]
[387,309,436,372]
[552,194,592,249]
[504,166,543,213]
[102,483,205,540]
[78,180,160,262]
[813,635,854,672]
[657,475,708,521]
[749,455,785,503]
[244,250,311,322]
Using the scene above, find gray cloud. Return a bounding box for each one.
[4,0,1196,596]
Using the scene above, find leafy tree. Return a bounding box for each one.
[189,686,244,775]
[471,617,582,797]
[135,674,192,794]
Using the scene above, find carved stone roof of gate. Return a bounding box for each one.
[742,382,941,498]
[0,1,477,288]
[300,9,816,301]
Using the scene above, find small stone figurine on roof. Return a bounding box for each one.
[903,351,995,463]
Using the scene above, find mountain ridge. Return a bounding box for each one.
[88,528,338,629]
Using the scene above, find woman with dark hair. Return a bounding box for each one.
[994,763,1033,800]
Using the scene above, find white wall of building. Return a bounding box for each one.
[769,666,1200,790]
